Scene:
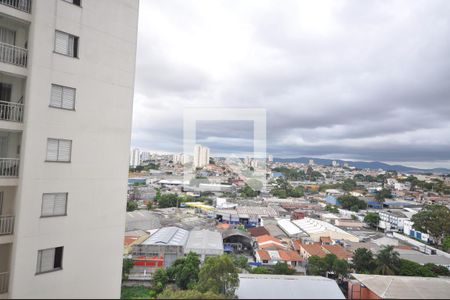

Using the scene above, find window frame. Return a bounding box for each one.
[63,0,82,7]
[54,30,80,58]
[36,246,64,275]
[45,138,73,163]
[49,84,76,111]
[40,192,68,218]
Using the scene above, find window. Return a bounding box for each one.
[50,84,75,110]
[41,193,68,217]
[63,0,81,6]
[54,30,79,57]
[36,247,64,274]
[46,138,72,162]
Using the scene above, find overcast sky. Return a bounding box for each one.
[131,0,450,169]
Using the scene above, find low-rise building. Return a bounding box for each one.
[185,230,224,261]
[236,274,345,299]
[348,274,450,299]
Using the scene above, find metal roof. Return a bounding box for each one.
[351,273,450,299]
[141,226,189,246]
[236,274,345,299]
[185,230,223,254]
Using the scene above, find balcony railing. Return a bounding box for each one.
[0,0,31,13]
[0,42,27,67]
[0,158,19,177]
[0,216,13,235]
[0,272,8,294]
[0,100,23,122]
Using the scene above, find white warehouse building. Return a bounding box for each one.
[0,0,139,298]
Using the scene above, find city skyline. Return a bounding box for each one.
[131,0,450,169]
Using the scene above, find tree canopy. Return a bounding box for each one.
[411,205,450,245]
[197,255,239,297]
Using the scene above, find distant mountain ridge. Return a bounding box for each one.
[273,157,450,174]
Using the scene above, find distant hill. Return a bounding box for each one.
[273,157,450,174]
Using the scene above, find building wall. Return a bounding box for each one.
[9,0,139,298]
[347,281,380,300]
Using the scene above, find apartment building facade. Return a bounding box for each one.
[0,0,139,298]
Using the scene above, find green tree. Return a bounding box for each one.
[375,246,400,275]
[272,262,295,275]
[337,195,367,211]
[375,188,392,203]
[352,248,376,273]
[197,255,239,297]
[240,184,259,198]
[167,252,201,290]
[342,179,357,192]
[423,263,450,276]
[333,259,349,281]
[122,258,134,280]
[411,205,450,246]
[443,236,450,252]
[126,200,138,212]
[152,268,169,293]
[155,188,161,201]
[398,259,436,277]
[307,255,327,276]
[364,213,380,228]
[157,288,223,299]
[158,193,180,208]
[250,266,270,274]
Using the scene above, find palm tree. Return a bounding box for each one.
[375,245,400,275]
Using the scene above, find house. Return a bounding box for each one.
[236,274,345,299]
[248,226,270,238]
[320,236,332,245]
[379,210,410,231]
[299,242,327,259]
[256,235,287,250]
[322,245,353,260]
[348,274,450,299]
[255,249,302,267]
[131,226,189,269]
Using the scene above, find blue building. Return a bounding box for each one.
[325,195,340,206]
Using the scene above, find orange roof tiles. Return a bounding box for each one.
[248,226,270,237]
[256,250,271,261]
[292,240,302,251]
[322,245,352,259]
[124,236,138,247]
[320,236,332,243]
[302,243,327,257]
[279,250,303,262]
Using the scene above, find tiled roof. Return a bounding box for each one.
[257,250,271,261]
[320,236,332,243]
[302,243,327,257]
[256,235,287,250]
[248,226,270,237]
[322,245,352,259]
[292,240,302,251]
[279,250,303,262]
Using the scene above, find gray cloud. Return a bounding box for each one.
[132,0,450,168]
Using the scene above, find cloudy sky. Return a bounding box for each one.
[131,0,450,169]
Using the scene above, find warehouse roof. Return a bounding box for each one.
[141,226,189,246]
[236,274,345,299]
[351,274,450,299]
[185,230,223,254]
[277,219,303,236]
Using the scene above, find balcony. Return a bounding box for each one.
[0,42,27,68]
[0,216,13,236]
[0,100,23,122]
[0,272,8,294]
[0,159,18,177]
[0,0,31,13]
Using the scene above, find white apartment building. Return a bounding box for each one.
[130,147,141,167]
[0,0,139,298]
[193,144,209,169]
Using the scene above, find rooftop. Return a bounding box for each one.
[351,273,450,299]
[185,229,223,253]
[236,274,345,299]
[141,226,189,246]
